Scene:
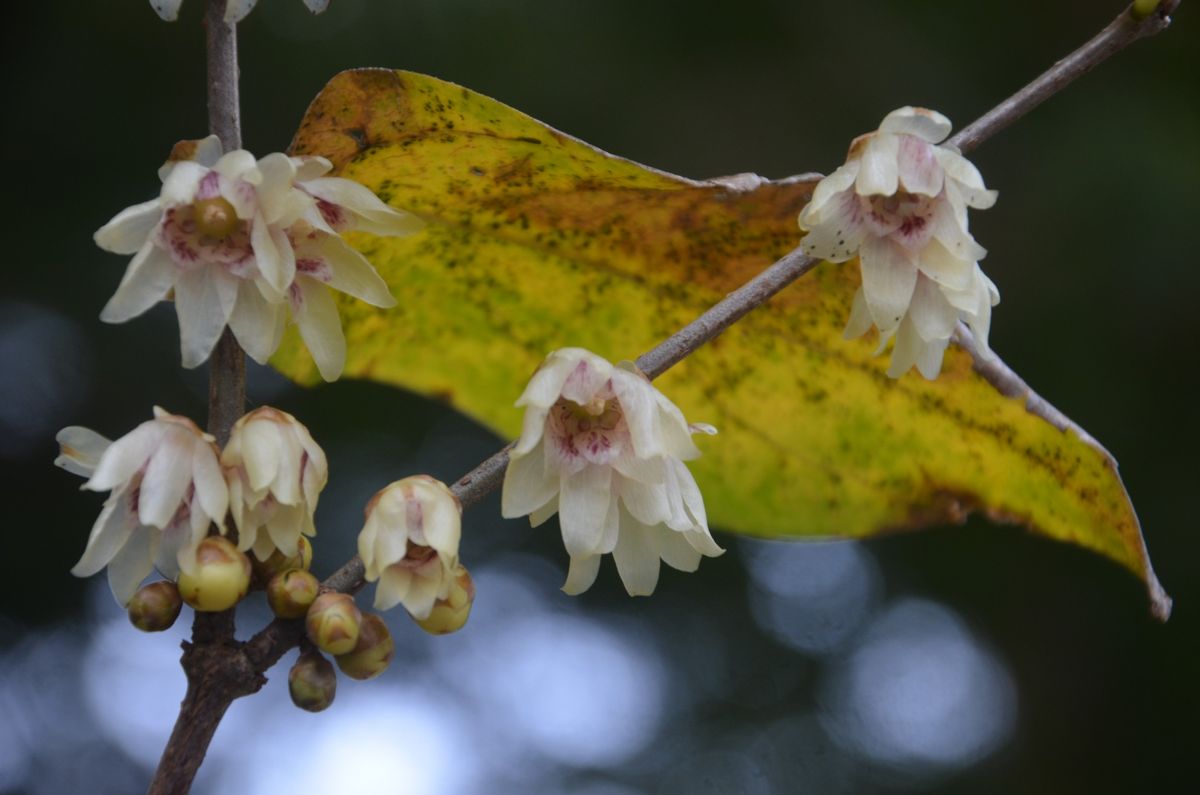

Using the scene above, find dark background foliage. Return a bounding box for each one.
[1,1,1196,793]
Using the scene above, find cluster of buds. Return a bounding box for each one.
[55,406,326,611]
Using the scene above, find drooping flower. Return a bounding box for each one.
[501,348,723,597]
[222,407,327,564]
[357,476,462,620]
[95,135,422,380]
[150,0,330,23]
[798,106,1000,379]
[55,408,229,605]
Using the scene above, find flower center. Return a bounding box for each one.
[193,197,239,239]
[865,191,937,247]
[549,396,627,465]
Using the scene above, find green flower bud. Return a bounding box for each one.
[177,536,252,612]
[414,564,475,635]
[289,651,337,713]
[127,581,183,632]
[252,535,314,586]
[305,592,362,655]
[267,568,320,619]
[1132,0,1162,19]
[335,613,395,681]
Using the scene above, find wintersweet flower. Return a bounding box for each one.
[798,106,1000,379]
[223,407,327,563]
[357,476,462,620]
[501,348,723,597]
[95,135,422,380]
[55,408,228,605]
[150,0,330,23]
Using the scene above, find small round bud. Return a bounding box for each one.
[267,568,320,619]
[414,565,475,635]
[193,196,239,239]
[335,614,395,681]
[127,581,183,632]
[1132,0,1162,19]
[306,592,362,655]
[289,651,337,713]
[177,536,252,612]
[252,536,314,586]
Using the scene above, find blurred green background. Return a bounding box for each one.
[2,1,1197,793]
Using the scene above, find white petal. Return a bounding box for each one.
[160,161,207,206]
[316,235,397,307]
[374,567,412,612]
[106,526,156,606]
[617,474,671,527]
[242,418,283,493]
[265,504,302,557]
[402,573,443,620]
[303,0,331,13]
[150,1,183,21]
[802,162,860,219]
[799,192,867,262]
[879,107,953,143]
[611,509,661,597]
[55,427,112,478]
[190,441,228,529]
[530,496,559,528]
[95,200,162,255]
[174,268,237,368]
[421,493,462,559]
[302,177,426,237]
[85,422,162,493]
[855,133,900,196]
[908,275,959,343]
[562,554,601,595]
[100,244,176,323]
[915,238,973,290]
[249,215,283,292]
[859,237,918,333]
[228,280,286,363]
[293,277,347,382]
[843,287,874,340]
[886,316,924,379]
[914,335,950,380]
[658,527,703,573]
[502,443,560,518]
[558,465,614,557]
[896,135,944,197]
[935,149,997,209]
[72,490,137,577]
[138,436,193,528]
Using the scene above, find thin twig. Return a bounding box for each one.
[949,1,1179,154]
[149,2,250,794]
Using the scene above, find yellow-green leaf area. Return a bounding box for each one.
[275,69,1168,618]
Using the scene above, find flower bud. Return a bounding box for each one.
[267,568,320,619]
[127,581,183,632]
[1132,0,1162,19]
[177,536,252,612]
[305,592,362,655]
[252,535,313,586]
[289,651,337,713]
[335,613,395,681]
[413,565,475,635]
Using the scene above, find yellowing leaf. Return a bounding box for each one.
[277,69,1169,618]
